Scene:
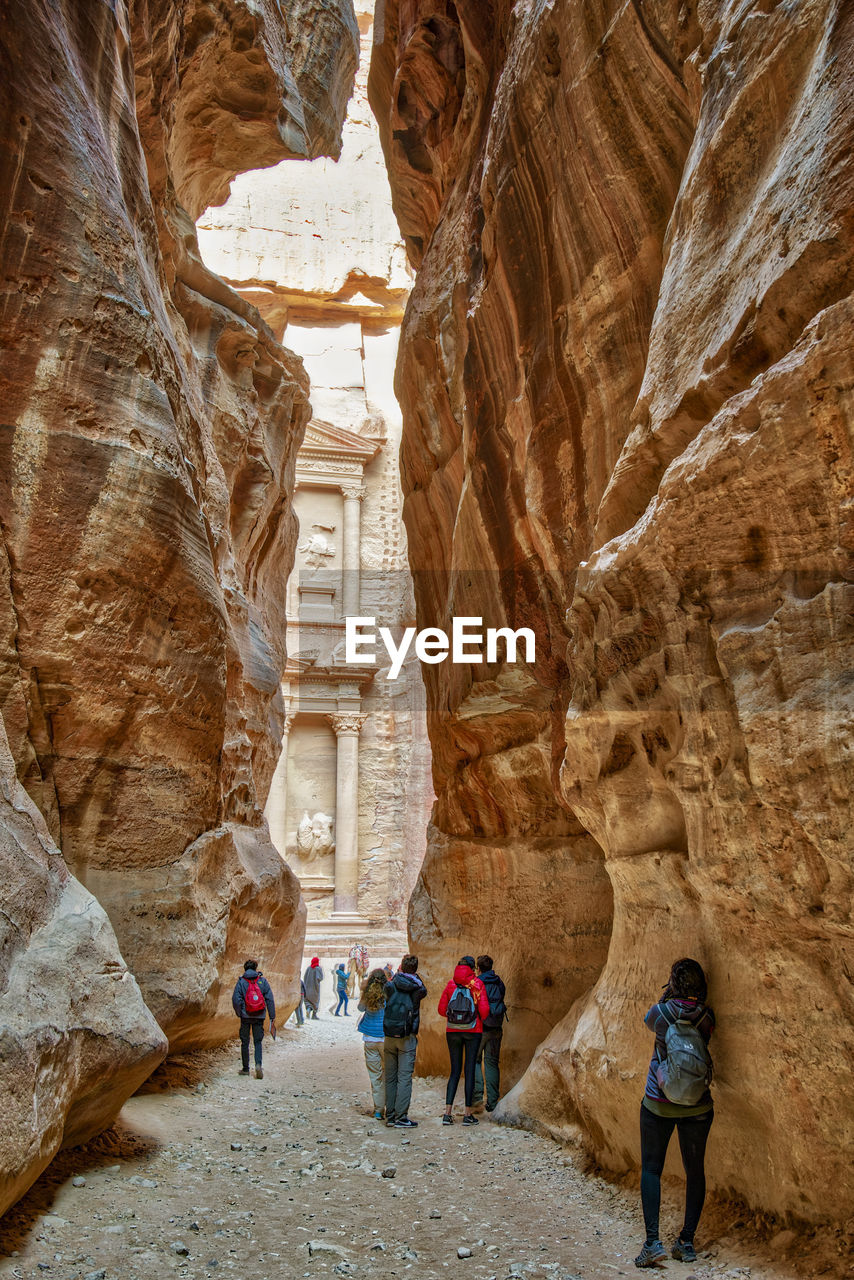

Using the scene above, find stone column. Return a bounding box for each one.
[264,713,295,858]
[340,484,365,617]
[327,711,366,915]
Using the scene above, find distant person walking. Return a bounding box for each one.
[634,958,715,1268]
[232,959,276,1079]
[292,977,306,1027]
[472,954,507,1112]
[383,955,427,1129]
[357,967,388,1119]
[303,956,324,1020]
[438,956,490,1125]
[334,963,350,1016]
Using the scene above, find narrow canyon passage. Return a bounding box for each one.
[0,983,836,1280]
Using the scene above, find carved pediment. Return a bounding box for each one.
[300,418,382,464]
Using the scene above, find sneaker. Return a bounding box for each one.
[373,1110,384,1120]
[255,1065,263,1079]
[634,1241,668,1268]
[385,1118,397,1128]
[485,1103,496,1112]
[394,1117,418,1128]
[671,1239,697,1263]
[462,1114,479,1126]
[238,1068,250,1075]
[442,1114,453,1125]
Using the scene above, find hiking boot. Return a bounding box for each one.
[255,1065,263,1079]
[442,1113,453,1125]
[394,1117,418,1128]
[671,1239,697,1263]
[462,1114,479,1126]
[238,1068,250,1075]
[634,1241,668,1268]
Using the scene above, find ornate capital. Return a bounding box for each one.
[340,484,366,502]
[327,712,366,736]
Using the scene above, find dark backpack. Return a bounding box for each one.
[384,985,416,1037]
[446,983,477,1029]
[481,974,507,1028]
[244,977,266,1018]
[654,1004,713,1105]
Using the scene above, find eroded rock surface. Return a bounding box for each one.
[0,0,356,1206]
[371,0,853,1223]
[0,712,167,1218]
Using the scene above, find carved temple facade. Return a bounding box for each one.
[263,417,432,936]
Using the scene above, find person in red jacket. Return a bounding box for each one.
[437,955,491,1126]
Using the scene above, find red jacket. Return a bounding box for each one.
[438,964,491,1033]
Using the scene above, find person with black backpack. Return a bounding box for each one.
[383,955,427,1129]
[231,959,276,1080]
[438,955,491,1125]
[472,954,506,1112]
[635,958,715,1268]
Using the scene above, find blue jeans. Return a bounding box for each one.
[335,992,349,1015]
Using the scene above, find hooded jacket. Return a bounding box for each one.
[232,968,275,1022]
[478,968,507,1028]
[383,971,428,1037]
[438,963,490,1033]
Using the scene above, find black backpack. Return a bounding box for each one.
[445,984,477,1029]
[383,984,416,1037]
[481,974,507,1028]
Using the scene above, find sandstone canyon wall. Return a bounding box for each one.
[0,0,358,1214]
[371,0,853,1225]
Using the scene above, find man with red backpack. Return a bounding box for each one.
[232,959,276,1079]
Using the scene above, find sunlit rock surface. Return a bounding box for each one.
[371,0,854,1222]
[0,0,356,1207]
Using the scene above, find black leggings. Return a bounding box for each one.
[640,1103,714,1244]
[445,1032,482,1107]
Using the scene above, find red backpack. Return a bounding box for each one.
[244,977,266,1017]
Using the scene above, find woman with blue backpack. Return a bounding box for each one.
[437,956,491,1125]
[635,957,715,1268]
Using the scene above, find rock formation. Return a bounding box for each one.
[197,0,434,940]
[0,714,167,1218]
[0,0,358,1208]
[371,0,853,1225]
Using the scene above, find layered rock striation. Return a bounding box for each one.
[371,0,853,1223]
[0,0,357,1209]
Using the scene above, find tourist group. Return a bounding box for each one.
[231,953,715,1269]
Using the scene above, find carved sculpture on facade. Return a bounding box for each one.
[296,810,336,860]
[298,525,336,569]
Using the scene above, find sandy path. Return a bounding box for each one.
[0,979,845,1280]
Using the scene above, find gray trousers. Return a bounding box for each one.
[384,1034,417,1119]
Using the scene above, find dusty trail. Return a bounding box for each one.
[0,983,845,1280]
